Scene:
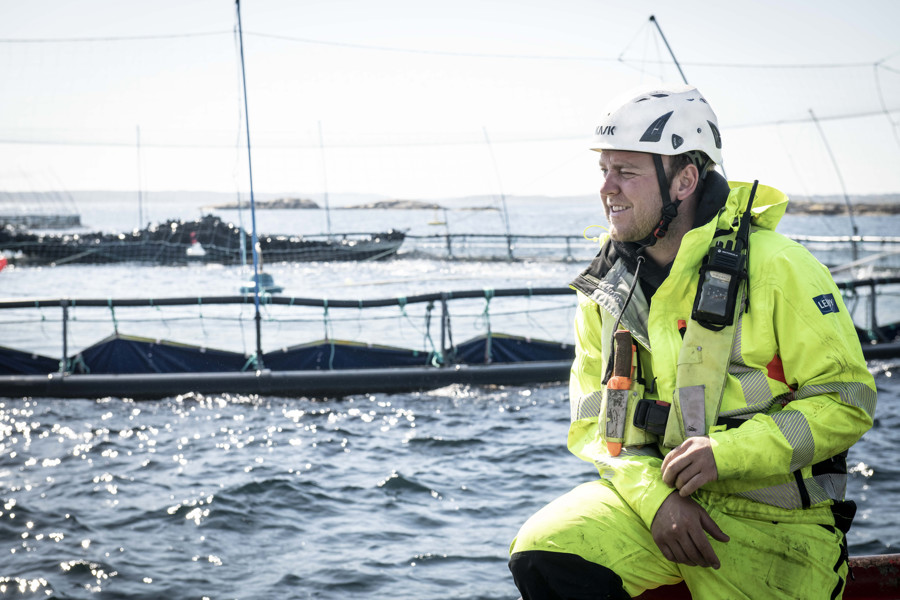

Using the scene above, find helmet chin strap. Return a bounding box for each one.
[634,154,681,249]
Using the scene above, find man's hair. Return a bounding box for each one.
[667,151,713,178]
[667,150,714,198]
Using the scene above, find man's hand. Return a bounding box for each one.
[661,436,718,497]
[651,492,730,569]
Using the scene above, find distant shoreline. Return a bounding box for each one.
[204,199,899,216]
[203,198,499,211]
[786,202,900,216]
[205,197,319,210]
[4,190,898,216]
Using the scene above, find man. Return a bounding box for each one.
[508,83,876,599]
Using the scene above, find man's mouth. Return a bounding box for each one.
[609,205,629,214]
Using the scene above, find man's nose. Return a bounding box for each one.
[600,174,618,197]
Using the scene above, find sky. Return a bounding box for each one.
[1,0,899,200]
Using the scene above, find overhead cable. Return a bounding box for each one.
[4,105,900,150]
[0,29,893,71]
[0,31,230,43]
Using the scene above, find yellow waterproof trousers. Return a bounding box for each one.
[510,480,848,599]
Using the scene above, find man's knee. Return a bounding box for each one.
[509,550,630,600]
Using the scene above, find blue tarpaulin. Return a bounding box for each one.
[454,334,573,364]
[0,346,59,375]
[74,335,250,374]
[0,333,574,376]
[263,340,432,371]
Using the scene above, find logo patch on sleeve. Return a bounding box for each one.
[814,293,839,315]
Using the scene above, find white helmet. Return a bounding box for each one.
[590,83,723,166]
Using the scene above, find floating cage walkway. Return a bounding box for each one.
[1,278,898,400]
[6,224,900,267]
[0,287,576,399]
[398,233,900,270]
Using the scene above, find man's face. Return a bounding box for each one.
[598,150,664,243]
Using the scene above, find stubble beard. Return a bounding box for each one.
[607,202,663,244]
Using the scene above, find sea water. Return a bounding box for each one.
[0,376,895,600]
[0,195,897,599]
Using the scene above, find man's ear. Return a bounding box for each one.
[673,163,700,201]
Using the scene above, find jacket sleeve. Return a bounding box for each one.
[711,243,876,482]
[568,295,675,528]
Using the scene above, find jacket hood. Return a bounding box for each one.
[720,180,788,232]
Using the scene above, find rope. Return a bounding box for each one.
[617,18,650,63]
[323,299,335,370]
[197,297,207,337]
[423,301,442,366]
[874,63,900,154]
[69,353,89,374]
[442,295,455,365]
[35,300,49,339]
[236,299,249,358]
[349,298,364,341]
[397,296,408,326]
[392,295,443,362]
[154,297,174,339]
[522,288,563,342]
[481,288,494,363]
[108,298,119,335]
[240,353,258,372]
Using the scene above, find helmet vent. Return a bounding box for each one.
[707,120,722,149]
[639,111,674,142]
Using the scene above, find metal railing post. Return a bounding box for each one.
[60,299,69,374]
[439,294,448,366]
[869,282,878,333]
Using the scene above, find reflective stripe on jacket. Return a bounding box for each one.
[567,181,876,526]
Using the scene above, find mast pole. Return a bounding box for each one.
[136,125,144,228]
[318,120,333,238]
[809,108,860,261]
[482,126,513,260]
[648,15,728,179]
[649,15,688,85]
[235,0,264,368]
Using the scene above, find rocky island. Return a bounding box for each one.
[206,197,320,209]
[787,201,900,216]
[342,199,444,210]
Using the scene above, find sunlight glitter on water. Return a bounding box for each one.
[0,577,52,596]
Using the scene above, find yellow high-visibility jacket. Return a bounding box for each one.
[568,181,876,527]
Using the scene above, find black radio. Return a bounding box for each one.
[691,180,758,331]
[691,241,745,330]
